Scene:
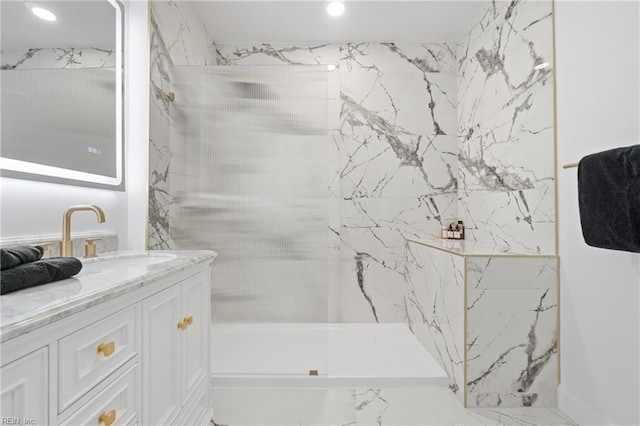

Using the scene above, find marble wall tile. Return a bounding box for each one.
[189,42,459,323]
[148,7,174,250]
[1,48,115,70]
[339,255,406,323]
[466,256,558,289]
[466,287,558,407]
[337,42,457,74]
[216,43,341,67]
[458,185,556,254]
[148,1,219,250]
[456,0,555,254]
[405,241,466,402]
[150,0,217,66]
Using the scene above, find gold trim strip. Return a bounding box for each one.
[551,0,562,386]
[465,253,559,259]
[406,239,466,257]
[552,0,560,258]
[463,256,468,408]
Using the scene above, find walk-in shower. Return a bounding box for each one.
[160,64,447,386]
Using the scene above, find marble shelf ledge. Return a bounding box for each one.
[0,250,217,343]
[407,236,557,257]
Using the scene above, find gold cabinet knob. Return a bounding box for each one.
[177,316,193,330]
[97,341,116,357]
[98,409,116,426]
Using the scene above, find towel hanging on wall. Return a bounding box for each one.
[577,144,640,253]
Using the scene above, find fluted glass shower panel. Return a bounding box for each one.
[170,66,330,324]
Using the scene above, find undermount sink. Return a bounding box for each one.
[80,252,178,270]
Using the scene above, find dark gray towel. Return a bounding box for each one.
[578,144,640,252]
[1,246,44,270]
[0,257,83,295]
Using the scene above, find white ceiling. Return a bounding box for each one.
[192,1,486,44]
[1,1,117,49]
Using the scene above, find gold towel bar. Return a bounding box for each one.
[562,162,579,169]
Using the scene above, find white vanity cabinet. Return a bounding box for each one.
[0,251,215,426]
[142,270,210,425]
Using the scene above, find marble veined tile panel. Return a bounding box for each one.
[336,132,457,199]
[466,257,558,289]
[216,43,341,67]
[1,48,115,70]
[338,253,406,323]
[217,42,457,75]
[458,185,556,255]
[457,79,554,194]
[341,197,454,252]
[340,70,456,137]
[457,1,553,125]
[404,242,466,402]
[337,42,456,74]
[456,0,555,255]
[466,288,558,407]
[150,0,216,66]
[405,242,447,377]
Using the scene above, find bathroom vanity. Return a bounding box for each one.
[0,250,216,426]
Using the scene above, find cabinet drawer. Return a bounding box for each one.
[61,364,138,426]
[59,305,139,411]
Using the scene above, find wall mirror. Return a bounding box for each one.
[0,0,124,190]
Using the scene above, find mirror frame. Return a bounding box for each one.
[0,0,125,191]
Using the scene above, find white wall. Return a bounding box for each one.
[0,0,149,249]
[555,2,640,425]
[125,0,149,250]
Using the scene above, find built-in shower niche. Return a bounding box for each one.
[405,239,559,407]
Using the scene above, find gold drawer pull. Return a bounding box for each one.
[98,409,116,426]
[97,341,116,357]
[185,316,193,325]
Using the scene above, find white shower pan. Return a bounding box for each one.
[211,323,448,388]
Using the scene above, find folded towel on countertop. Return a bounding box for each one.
[1,246,44,270]
[578,144,640,253]
[0,257,83,295]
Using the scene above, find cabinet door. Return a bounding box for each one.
[181,270,211,402]
[0,347,48,425]
[142,285,182,426]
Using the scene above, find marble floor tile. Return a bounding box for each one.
[211,387,576,426]
[212,388,355,426]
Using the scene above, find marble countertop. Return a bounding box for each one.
[0,250,217,343]
[407,236,557,257]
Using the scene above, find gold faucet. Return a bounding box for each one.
[60,205,106,257]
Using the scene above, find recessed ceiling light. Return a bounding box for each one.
[31,6,57,22]
[534,62,550,70]
[327,64,337,71]
[327,2,345,17]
